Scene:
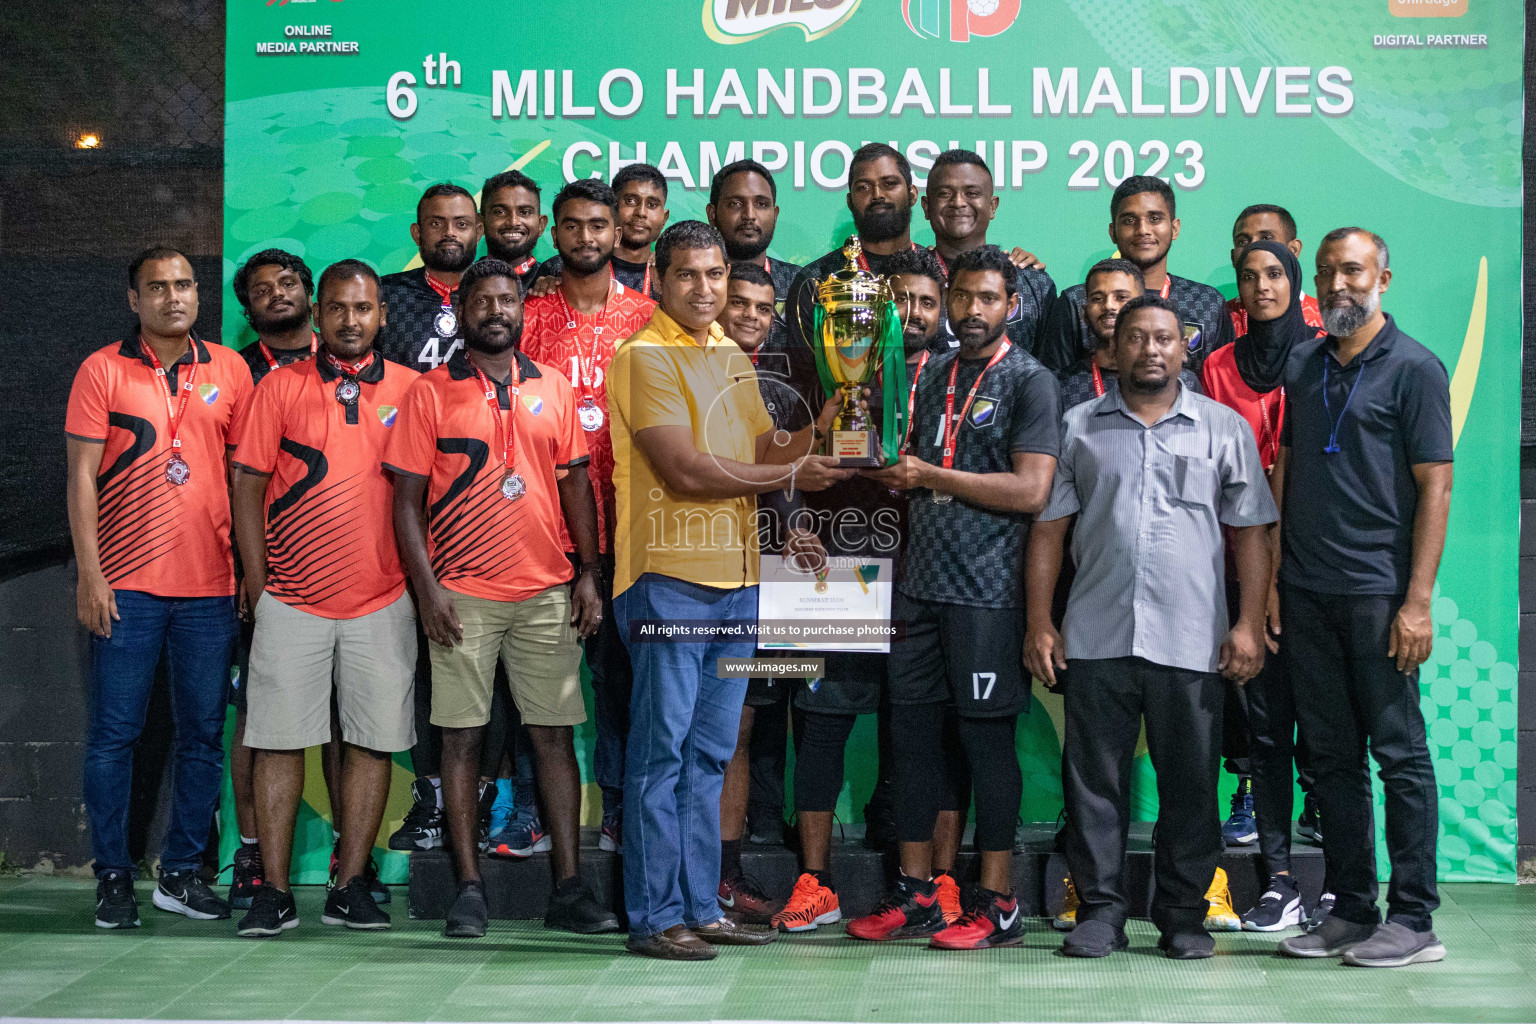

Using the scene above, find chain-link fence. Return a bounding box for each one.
[0,0,225,578]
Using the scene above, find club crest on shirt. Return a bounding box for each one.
[522,394,543,415]
[198,383,220,404]
[970,398,997,427]
[1182,323,1202,351]
[376,405,398,427]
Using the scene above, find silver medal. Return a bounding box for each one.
[165,453,191,486]
[500,472,527,501]
[578,401,604,432]
[335,379,360,404]
[434,308,457,337]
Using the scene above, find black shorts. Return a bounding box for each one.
[794,652,885,715]
[887,592,1029,718]
[746,675,789,708]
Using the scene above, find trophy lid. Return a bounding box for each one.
[816,235,892,306]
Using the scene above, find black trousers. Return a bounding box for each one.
[1238,650,1318,877]
[746,688,789,833]
[1281,585,1439,931]
[1063,657,1221,935]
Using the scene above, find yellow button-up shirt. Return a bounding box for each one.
[608,308,774,597]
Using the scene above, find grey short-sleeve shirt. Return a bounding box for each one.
[1040,384,1278,673]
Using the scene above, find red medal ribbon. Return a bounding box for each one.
[901,350,931,450]
[1158,276,1172,300]
[934,251,948,279]
[513,256,537,277]
[555,279,616,405]
[1090,361,1106,397]
[940,340,1011,469]
[424,271,457,310]
[324,350,376,378]
[141,337,198,457]
[472,363,522,473]
[640,260,652,298]
[258,331,318,372]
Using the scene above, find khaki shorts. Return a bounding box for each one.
[245,590,418,753]
[430,584,586,729]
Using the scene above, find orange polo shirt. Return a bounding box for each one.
[383,349,588,603]
[65,335,253,598]
[233,353,418,618]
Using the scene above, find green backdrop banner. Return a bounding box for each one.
[222,0,1522,885]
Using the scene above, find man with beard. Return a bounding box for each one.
[772,247,970,935]
[521,179,656,858]
[1057,259,1205,410]
[67,247,253,928]
[385,258,613,939]
[708,159,800,327]
[480,169,548,292]
[1035,176,1233,376]
[378,183,482,372]
[922,148,1056,355]
[850,246,1060,950]
[225,248,334,912]
[1025,295,1273,960]
[1263,229,1452,968]
[536,164,670,298]
[231,261,418,936]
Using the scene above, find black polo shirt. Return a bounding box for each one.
[1279,313,1453,596]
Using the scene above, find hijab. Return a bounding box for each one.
[1235,239,1305,394]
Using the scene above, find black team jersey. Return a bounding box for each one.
[1036,274,1234,377]
[932,250,1057,357]
[377,268,464,374]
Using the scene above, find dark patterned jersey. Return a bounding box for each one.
[1035,275,1235,377]
[932,249,1058,358]
[239,332,318,386]
[900,343,1061,608]
[378,268,464,373]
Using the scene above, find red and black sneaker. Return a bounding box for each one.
[846,873,945,941]
[228,843,265,910]
[930,885,1024,950]
[718,873,783,925]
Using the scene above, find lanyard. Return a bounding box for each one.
[856,241,918,275]
[424,272,456,309]
[940,340,1011,467]
[1321,355,1364,455]
[556,279,616,401]
[1157,276,1172,300]
[639,260,652,297]
[141,338,198,456]
[934,251,947,279]
[258,332,318,372]
[473,364,522,471]
[324,350,375,378]
[1090,361,1105,397]
[513,256,537,278]
[901,350,930,450]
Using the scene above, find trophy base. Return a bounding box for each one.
[830,429,883,468]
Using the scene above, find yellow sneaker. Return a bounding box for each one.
[1204,867,1241,931]
[1053,874,1078,931]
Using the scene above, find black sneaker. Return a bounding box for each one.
[388,777,443,851]
[236,885,299,937]
[94,871,140,929]
[474,780,498,850]
[1304,892,1337,933]
[445,880,489,938]
[544,883,621,934]
[229,843,265,910]
[929,885,1024,949]
[1242,876,1303,932]
[846,873,945,941]
[328,852,391,905]
[1298,795,1323,845]
[322,876,392,930]
[153,869,231,920]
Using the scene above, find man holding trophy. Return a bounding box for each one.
[849,245,1062,950]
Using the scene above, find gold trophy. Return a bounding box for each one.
[813,237,897,468]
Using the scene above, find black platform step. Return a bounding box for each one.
[407,823,1326,923]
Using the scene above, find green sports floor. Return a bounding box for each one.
[1,879,1532,1024]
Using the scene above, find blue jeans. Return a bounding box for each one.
[84,590,238,877]
[616,574,756,938]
